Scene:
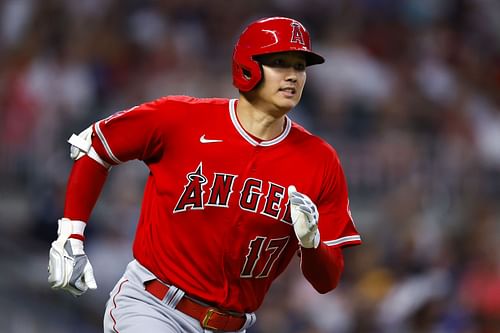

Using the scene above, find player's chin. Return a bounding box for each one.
[275,95,301,110]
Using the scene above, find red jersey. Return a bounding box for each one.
[91,96,361,312]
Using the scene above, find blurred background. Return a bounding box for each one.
[1,0,499,332]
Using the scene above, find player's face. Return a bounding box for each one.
[254,52,307,114]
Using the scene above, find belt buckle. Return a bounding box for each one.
[202,308,226,330]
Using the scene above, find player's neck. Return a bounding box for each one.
[236,97,287,141]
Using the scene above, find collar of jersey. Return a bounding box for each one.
[229,99,291,147]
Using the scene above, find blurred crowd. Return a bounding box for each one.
[1,0,499,332]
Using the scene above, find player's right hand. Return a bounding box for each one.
[48,218,97,297]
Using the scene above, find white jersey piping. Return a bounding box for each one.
[94,121,124,164]
[323,235,362,247]
[229,99,291,147]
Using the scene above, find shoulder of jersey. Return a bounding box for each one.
[153,95,230,107]
[290,121,339,157]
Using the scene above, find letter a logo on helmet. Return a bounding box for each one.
[290,22,305,45]
[232,17,324,92]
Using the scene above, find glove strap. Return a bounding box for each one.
[57,218,86,241]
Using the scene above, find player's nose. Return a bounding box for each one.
[285,71,298,82]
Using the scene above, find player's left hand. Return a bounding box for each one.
[48,218,97,297]
[288,186,320,249]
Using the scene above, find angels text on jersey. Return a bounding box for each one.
[174,162,293,225]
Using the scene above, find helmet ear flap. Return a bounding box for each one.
[232,56,262,92]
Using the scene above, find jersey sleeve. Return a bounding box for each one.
[317,151,362,248]
[91,98,168,164]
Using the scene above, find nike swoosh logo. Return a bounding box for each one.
[200,134,223,144]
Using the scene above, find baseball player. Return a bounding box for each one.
[48,17,361,332]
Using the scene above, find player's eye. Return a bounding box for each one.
[257,54,306,71]
[293,62,306,71]
[266,58,287,67]
[266,58,306,70]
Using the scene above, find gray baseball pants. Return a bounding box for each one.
[103,260,256,333]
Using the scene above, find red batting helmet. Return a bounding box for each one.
[232,17,325,92]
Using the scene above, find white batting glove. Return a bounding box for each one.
[48,218,97,296]
[288,186,320,249]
